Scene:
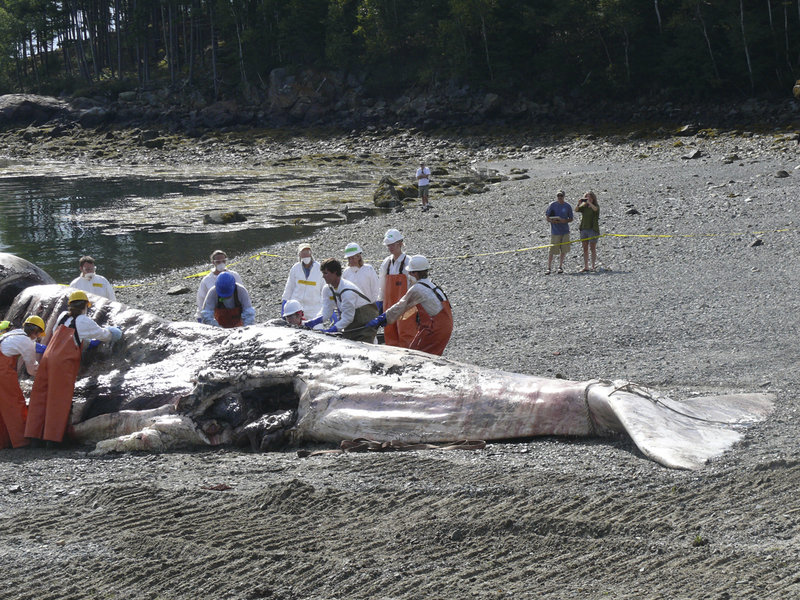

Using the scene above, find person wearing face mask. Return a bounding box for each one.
[195,250,244,322]
[0,315,45,449]
[341,242,379,303]
[281,243,324,323]
[377,229,416,348]
[367,255,453,356]
[69,256,116,301]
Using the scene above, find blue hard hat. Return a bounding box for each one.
[215,272,236,298]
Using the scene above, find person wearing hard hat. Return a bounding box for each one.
[195,250,244,321]
[0,316,45,448]
[69,256,116,301]
[377,229,416,348]
[304,258,380,343]
[25,291,122,445]
[282,299,305,327]
[281,243,324,323]
[200,272,255,328]
[342,242,379,303]
[367,255,453,356]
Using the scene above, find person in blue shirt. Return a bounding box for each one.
[545,190,574,274]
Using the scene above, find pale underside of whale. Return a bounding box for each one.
[3,279,775,470]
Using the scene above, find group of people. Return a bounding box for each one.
[0,288,121,449]
[545,190,601,274]
[195,228,453,357]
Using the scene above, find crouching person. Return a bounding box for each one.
[304,258,379,343]
[201,272,255,328]
[0,316,45,448]
[367,255,453,356]
[25,291,122,445]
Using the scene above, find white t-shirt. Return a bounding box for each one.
[0,330,38,376]
[342,264,380,303]
[416,166,431,186]
[69,274,116,301]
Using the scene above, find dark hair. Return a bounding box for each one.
[68,300,88,317]
[79,255,95,267]
[412,269,429,280]
[320,258,342,277]
[23,323,42,337]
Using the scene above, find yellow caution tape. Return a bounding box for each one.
[107,227,791,289]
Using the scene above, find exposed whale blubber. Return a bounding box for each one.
[1,254,774,469]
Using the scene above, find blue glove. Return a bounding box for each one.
[88,339,101,349]
[108,326,123,342]
[304,316,323,329]
[281,300,286,317]
[366,314,387,328]
[376,301,383,313]
[35,342,47,354]
[323,325,338,333]
[331,311,340,324]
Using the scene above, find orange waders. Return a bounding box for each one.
[214,288,244,328]
[25,318,82,443]
[0,338,30,448]
[409,284,453,356]
[383,258,416,348]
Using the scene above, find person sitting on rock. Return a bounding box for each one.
[195,250,244,322]
[200,272,255,328]
[69,256,116,301]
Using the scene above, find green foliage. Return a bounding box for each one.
[0,0,797,102]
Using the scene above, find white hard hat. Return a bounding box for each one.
[406,255,430,272]
[297,243,311,254]
[383,229,404,245]
[284,299,303,316]
[344,242,363,258]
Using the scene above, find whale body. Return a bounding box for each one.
[1,255,774,469]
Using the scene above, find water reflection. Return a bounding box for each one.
[0,166,381,283]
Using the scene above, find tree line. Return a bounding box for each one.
[0,0,798,104]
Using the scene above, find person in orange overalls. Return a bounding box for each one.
[25,290,122,445]
[0,316,45,449]
[200,271,256,328]
[377,229,416,348]
[368,255,453,356]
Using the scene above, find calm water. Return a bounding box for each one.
[0,162,382,284]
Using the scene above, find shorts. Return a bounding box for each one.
[549,234,570,255]
[418,184,429,198]
[580,229,599,241]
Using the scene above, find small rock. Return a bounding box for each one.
[9,485,21,493]
[749,238,763,247]
[203,211,247,224]
[775,170,790,178]
[682,149,702,160]
[625,208,640,215]
[676,124,699,136]
[167,286,191,296]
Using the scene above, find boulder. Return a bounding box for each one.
[395,183,418,200]
[0,94,71,126]
[79,107,111,127]
[203,211,247,225]
[373,176,402,208]
[167,286,191,296]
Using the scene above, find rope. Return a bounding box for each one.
[297,438,486,457]
[609,381,742,425]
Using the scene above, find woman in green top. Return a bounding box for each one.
[576,191,600,272]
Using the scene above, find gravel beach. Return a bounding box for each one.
[2,127,800,599]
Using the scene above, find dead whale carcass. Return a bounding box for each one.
[0,252,56,314]
[3,276,774,469]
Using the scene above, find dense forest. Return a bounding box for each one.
[0,0,798,103]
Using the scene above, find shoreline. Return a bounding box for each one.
[2,126,800,599]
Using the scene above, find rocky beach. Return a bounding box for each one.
[1,119,800,599]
